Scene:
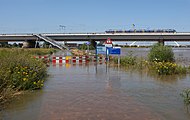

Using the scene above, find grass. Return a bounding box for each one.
[0,48,57,56]
[0,48,52,107]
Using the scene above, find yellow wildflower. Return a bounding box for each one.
[23,78,27,81]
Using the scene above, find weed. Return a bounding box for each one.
[180,89,190,105]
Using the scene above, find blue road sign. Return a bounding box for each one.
[108,47,121,55]
[86,42,91,45]
[96,45,106,54]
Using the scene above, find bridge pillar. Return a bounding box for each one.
[0,42,8,47]
[64,41,67,46]
[22,40,36,48]
[158,39,165,46]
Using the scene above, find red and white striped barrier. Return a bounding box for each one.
[92,56,105,63]
[72,56,89,64]
[52,56,70,64]
[34,55,106,64]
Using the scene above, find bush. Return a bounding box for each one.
[148,43,175,62]
[0,49,48,105]
[79,43,95,50]
[120,56,136,66]
[0,49,47,90]
[113,52,136,66]
[153,61,186,75]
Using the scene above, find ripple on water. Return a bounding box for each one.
[1,47,190,120]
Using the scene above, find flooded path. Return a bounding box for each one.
[1,63,190,120]
[1,48,190,120]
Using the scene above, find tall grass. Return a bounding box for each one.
[0,49,49,106]
[112,51,137,66]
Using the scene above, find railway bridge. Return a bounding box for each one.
[0,32,190,49]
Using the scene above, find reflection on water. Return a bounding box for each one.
[1,63,190,120]
[121,47,190,66]
[0,91,44,120]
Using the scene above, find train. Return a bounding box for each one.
[105,29,176,33]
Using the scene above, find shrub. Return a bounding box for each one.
[153,61,187,75]
[148,43,175,62]
[0,49,48,106]
[180,89,190,105]
[0,49,47,90]
[120,56,136,66]
[113,52,136,66]
[79,43,95,50]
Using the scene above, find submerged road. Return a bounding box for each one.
[1,48,190,120]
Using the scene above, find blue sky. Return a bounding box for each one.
[0,0,190,33]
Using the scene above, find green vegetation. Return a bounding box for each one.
[148,43,175,62]
[153,61,187,75]
[0,48,51,106]
[19,48,57,55]
[79,43,95,50]
[79,40,97,50]
[180,89,190,105]
[147,44,186,75]
[112,43,187,75]
[113,51,136,66]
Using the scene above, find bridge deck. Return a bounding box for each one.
[0,32,190,42]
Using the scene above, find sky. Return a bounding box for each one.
[0,0,190,33]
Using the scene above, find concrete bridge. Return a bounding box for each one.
[0,32,190,49]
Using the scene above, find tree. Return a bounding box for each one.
[89,40,97,48]
[148,43,175,62]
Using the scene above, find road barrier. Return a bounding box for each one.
[72,56,89,63]
[52,56,65,64]
[34,55,106,64]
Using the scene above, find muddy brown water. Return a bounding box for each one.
[1,48,190,120]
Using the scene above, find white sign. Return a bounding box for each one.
[105,44,112,48]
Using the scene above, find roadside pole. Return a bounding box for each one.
[108,46,121,67]
[106,47,109,62]
[95,45,98,64]
[118,55,120,67]
[86,41,90,55]
[105,37,112,62]
[87,44,89,54]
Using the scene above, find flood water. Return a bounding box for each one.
[1,48,190,120]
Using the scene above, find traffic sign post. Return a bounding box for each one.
[108,47,121,55]
[86,42,91,54]
[96,45,106,64]
[96,38,122,64]
[105,37,113,62]
[105,37,113,48]
[96,45,106,54]
[107,47,121,66]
